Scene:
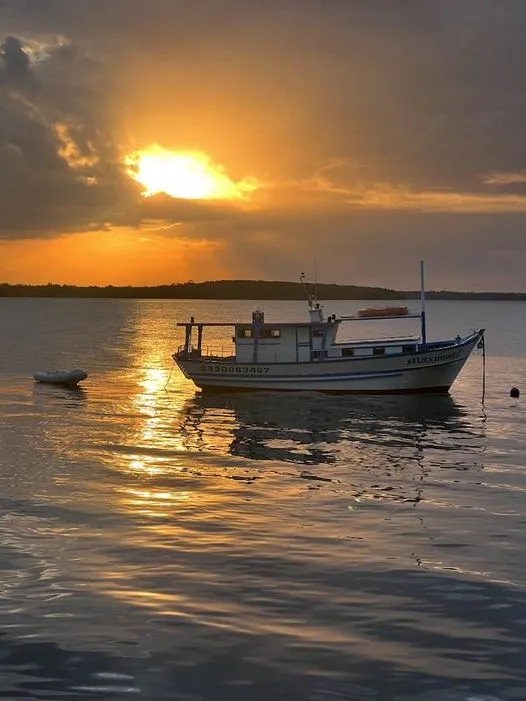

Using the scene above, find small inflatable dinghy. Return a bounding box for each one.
[33,369,88,387]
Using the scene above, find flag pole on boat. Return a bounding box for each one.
[420,260,427,346]
[313,250,319,305]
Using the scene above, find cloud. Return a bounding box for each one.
[0,32,137,238]
[1,35,31,85]
[1,1,526,289]
[344,184,526,214]
[482,171,526,186]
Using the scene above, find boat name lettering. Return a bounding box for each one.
[407,350,460,366]
[199,364,270,374]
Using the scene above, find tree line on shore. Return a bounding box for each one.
[0,280,524,300]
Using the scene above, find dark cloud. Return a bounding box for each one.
[0,30,136,237]
[1,35,31,85]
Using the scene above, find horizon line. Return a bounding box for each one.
[0,279,525,297]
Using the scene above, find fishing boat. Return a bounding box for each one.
[173,263,484,394]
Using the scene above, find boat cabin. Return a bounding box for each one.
[177,304,428,365]
[234,309,339,363]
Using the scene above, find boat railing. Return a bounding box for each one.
[333,334,419,346]
[177,345,235,360]
[339,313,421,321]
[201,345,235,359]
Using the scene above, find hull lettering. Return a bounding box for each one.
[199,364,270,374]
[407,351,461,366]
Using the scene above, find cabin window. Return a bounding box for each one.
[373,347,385,356]
[261,328,281,339]
[342,348,355,357]
[312,329,324,338]
[402,344,415,354]
[237,328,253,339]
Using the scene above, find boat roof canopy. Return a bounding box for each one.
[177,313,421,328]
[176,321,331,328]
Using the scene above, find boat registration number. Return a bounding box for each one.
[199,364,270,374]
[407,350,460,365]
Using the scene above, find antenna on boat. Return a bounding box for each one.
[300,272,314,308]
[313,251,319,305]
[420,260,427,345]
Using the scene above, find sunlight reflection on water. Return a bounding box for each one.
[0,299,525,698]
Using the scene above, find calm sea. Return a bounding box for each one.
[0,298,525,700]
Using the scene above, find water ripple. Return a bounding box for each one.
[0,298,525,698]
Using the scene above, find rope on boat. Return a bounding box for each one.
[164,358,177,390]
[477,332,486,403]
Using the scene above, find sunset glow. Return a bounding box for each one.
[125,145,259,200]
[4,2,526,291]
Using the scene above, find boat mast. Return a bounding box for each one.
[313,251,318,306]
[300,272,314,309]
[300,271,324,322]
[420,260,427,345]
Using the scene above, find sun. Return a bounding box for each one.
[125,145,259,200]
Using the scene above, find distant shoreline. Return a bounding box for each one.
[0,280,525,301]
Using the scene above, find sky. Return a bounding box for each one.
[1,0,526,291]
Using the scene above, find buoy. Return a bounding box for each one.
[510,387,520,398]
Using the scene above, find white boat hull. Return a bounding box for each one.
[175,331,483,394]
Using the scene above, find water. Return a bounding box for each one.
[0,297,525,700]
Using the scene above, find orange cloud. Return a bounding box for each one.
[343,184,526,213]
[250,172,526,215]
[55,122,99,172]
[481,171,526,185]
